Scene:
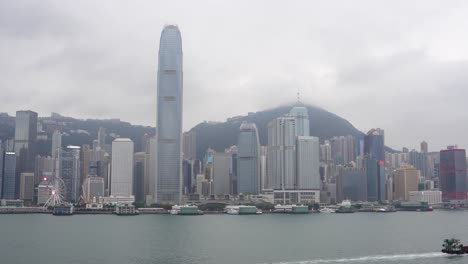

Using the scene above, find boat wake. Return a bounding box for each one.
[263,252,452,264]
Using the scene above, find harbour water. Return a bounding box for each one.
[1,210,468,264]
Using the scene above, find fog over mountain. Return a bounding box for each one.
[1,1,468,151]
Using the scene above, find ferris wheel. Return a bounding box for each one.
[43,177,67,208]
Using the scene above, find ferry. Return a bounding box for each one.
[274,204,309,214]
[319,206,336,213]
[336,200,356,214]
[442,238,468,254]
[170,205,203,215]
[224,205,262,215]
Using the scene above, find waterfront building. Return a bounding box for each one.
[82,176,105,203]
[59,146,81,202]
[439,148,467,200]
[267,116,296,190]
[393,166,420,201]
[273,189,320,205]
[296,136,320,189]
[145,137,156,204]
[364,128,385,202]
[237,122,260,194]
[37,179,50,205]
[80,144,91,185]
[365,157,385,202]
[34,156,54,185]
[336,167,367,202]
[183,131,196,160]
[111,138,134,197]
[213,152,231,195]
[224,146,238,194]
[19,172,34,201]
[409,190,442,205]
[133,152,146,203]
[182,159,194,194]
[155,25,183,203]
[14,110,38,196]
[98,195,135,205]
[51,130,62,159]
[2,152,16,199]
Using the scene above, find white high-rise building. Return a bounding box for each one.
[51,130,62,159]
[155,25,183,203]
[111,138,134,197]
[267,116,297,190]
[296,136,320,189]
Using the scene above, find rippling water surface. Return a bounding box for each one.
[1,211,468,264]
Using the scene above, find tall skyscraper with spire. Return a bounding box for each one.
[155,25,183,203]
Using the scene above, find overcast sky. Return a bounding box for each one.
[1,1,467,151]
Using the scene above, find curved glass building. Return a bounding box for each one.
[237,122,260,194]
[156,25,183,203]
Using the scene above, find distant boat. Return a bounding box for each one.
[319,207,336,213]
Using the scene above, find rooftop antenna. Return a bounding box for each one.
[296,88,302,105]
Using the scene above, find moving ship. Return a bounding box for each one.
[441,238,468,254]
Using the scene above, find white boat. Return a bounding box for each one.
[226,208,239,215]
[319,206,336,213]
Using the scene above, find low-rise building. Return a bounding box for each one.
[409,190,442,205]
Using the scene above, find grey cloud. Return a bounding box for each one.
[1,0,468,152]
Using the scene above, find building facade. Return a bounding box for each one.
[268,116,296,190]
[60,146,81,202]
[111,139,134,197]
[393,166,420,201]
[296,136,320,190]
[439,148,467,200]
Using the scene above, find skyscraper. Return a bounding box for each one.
[364,128,385,202]
[440,148,467,200]
[237,122,260,194]
[213,152,232,195]
[393,166,420,201]
[268,116,296,190]
[296,136,320,190]
[133,152,146,203]
[183,131,196,160]
[59,146,81,202]
[19,172,34,201]
[1,152,16,199]
[289,104,309,137]
[97,127,106,150]
[51,130,62,159]
[155,25,183,203]
[14,110,38,197]
[111,138,134,197]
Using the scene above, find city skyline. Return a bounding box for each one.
[1,1,468,152]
